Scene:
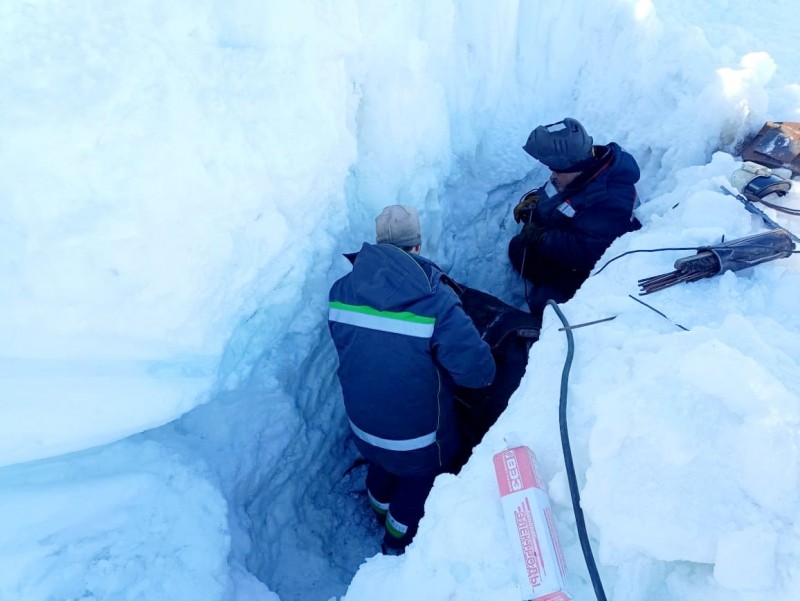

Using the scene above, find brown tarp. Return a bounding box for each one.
[741,121,800,175]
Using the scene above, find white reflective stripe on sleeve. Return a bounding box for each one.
[329,307,434,338]
[557,201,576,218]
[349,420,436,452]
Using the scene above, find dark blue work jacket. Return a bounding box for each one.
[509,143,641,298]
[328,243,495,476]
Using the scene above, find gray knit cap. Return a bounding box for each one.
[375,205,421,247]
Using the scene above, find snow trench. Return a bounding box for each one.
[155,172,528,601]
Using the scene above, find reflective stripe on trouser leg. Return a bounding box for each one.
[385,511,409,539]
[349,419,436,452]
[381,471,437,550]
[367,488,389,516]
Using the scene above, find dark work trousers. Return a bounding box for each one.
[524,281,569,325]
[507,231,569,324]
[365,462,438,553]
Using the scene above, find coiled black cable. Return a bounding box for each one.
[743,191,800,216]
[547,300,607,601]
[592,246,704,276]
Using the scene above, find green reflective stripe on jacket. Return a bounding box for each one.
[329,301,436,338]
[329,301,435,324]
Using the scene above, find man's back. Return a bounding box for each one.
[329,242,495,476]
[328,204,495,554]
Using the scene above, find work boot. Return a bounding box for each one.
[381,541,405,556]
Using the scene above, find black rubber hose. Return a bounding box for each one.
[547,300,607,601]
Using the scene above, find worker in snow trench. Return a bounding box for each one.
[328,204,496,555]
[509,117,642,323]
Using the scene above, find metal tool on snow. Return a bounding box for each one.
[637,228,796,294]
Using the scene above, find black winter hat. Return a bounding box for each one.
[522,118,594,172]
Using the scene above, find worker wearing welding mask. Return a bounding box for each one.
[508,118,642,322]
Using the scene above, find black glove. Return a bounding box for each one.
[521,224,546,244]
[513,189,540,223]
